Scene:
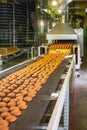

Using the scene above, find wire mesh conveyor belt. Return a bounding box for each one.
[0,50,70,130]
[0,46,20,57]
[49,42,73,49]
[10,59,69,130]
[48,42,73,54]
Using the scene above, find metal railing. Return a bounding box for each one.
[47,55,75,130]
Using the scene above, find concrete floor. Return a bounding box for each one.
[70,53,87,130]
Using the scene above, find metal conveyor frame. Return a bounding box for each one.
[47,55,75,130]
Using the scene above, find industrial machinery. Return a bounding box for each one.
[0,23,83,130]
[0,51,74,130]
[46,23,83,76]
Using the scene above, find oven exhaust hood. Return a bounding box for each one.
[46,23,77,42]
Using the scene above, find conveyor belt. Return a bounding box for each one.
[0,44,72,130]
[9,58,69,130]
[0,46,20,57]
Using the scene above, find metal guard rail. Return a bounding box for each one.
[47,55,75,130]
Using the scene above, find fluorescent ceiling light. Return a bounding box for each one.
[85,8,87,12]
[40,20,44,26]
[52,0,57,6]
[58,9,62,14]
[52,22,56,27]
[67,0,72,4]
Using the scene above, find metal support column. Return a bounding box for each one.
[64,83,69,130]
[38,46,40,56]
[27,1,29,45]
[45,46,47,54]
[27,48,29,59]
[13,3,16,46]
[0,55,3,71]
[31,47,34,59]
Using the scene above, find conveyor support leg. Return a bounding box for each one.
[64,84,69,130]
